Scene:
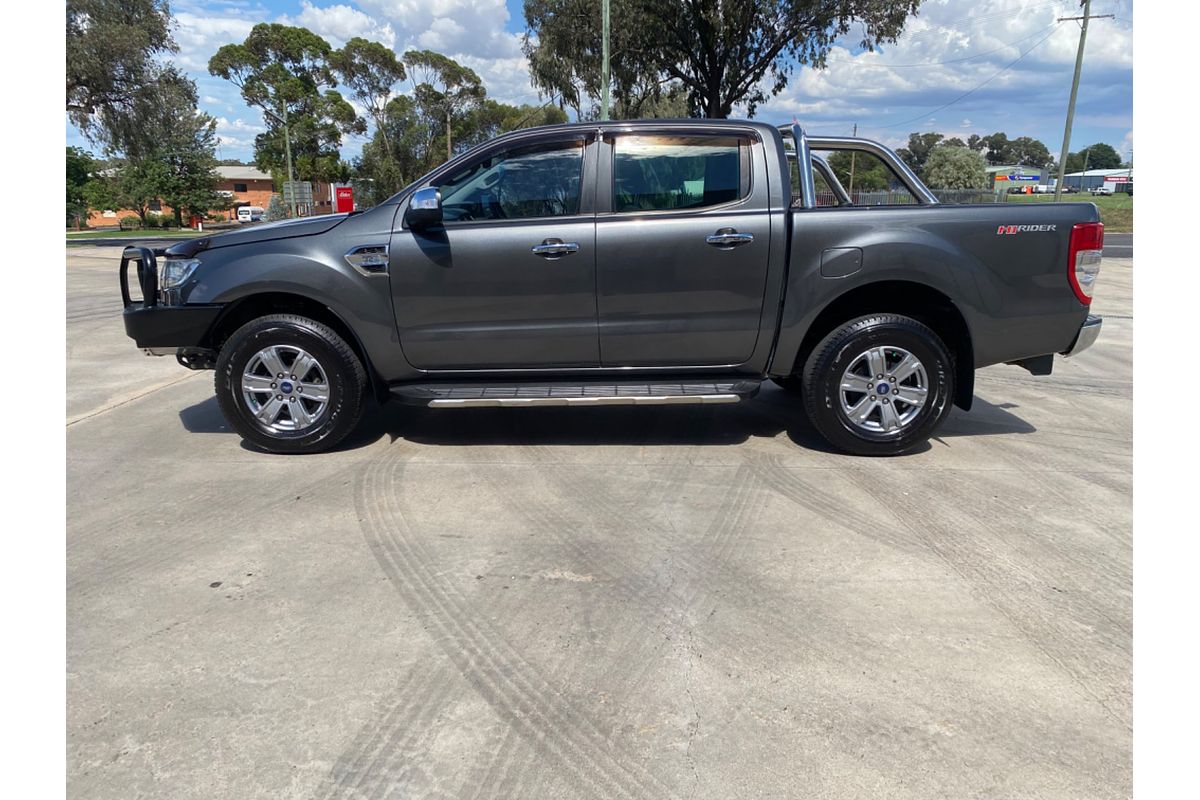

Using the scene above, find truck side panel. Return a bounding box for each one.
[770,202,1100,376]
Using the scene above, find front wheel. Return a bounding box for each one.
[215,314,368,454]
[801,314,955,456]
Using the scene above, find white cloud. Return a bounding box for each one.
[756,0,1132,149]
[1119,130,1134,160]
[174,12,257,72]
[278,1,397,48]
[357,0,518,59]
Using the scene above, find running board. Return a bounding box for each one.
[389,379,761,408]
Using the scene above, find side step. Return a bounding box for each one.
[389,379,762,408]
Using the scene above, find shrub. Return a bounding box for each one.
[118,216,142,231]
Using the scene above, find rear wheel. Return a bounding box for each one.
[215,314,367,454]
[801,314,955,456]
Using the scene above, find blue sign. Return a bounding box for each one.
[1008,174,1038,181]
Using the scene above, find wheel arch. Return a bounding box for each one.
[203,291,388,403]
[786,280,975,411]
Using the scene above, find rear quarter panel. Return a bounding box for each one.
[772,201,1101,374]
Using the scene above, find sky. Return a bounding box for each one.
[65,0,1134,164]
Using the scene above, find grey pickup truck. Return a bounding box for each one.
[119,121,1103,455]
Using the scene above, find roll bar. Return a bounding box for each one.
[781,124,939,207]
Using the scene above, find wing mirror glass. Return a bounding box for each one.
[406,186,443,230]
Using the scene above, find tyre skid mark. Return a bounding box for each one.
[452,458,758,798]
[319,665,458,800]
[463,442,711,796]
[839,466,1131,729]
[355,451,682,800]
[333,435,681,800]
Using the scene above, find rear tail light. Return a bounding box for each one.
[1067,222,1104,304]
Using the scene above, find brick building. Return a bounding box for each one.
[86,165,339,227]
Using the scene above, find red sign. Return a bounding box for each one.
[335,186,354,213]
[1104,175,1131,183]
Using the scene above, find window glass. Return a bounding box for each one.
[812,149,917,206]
[233,182,248,193]
[437,140,584,222]
[612,135,750,212]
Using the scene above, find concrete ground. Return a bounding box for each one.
[67,246,1132,799]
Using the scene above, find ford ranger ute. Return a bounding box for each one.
[119,122,1103,455]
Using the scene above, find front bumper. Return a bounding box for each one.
[120,245,222,350]
[123,304,222,349]
[1061,314,1102,358]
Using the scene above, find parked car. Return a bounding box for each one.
[236,206,265,223]
[120,121,1103,456]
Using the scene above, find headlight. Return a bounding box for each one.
[160,257,201,289]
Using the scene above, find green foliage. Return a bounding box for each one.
[974,132,1052,168]
[895,132,944,173]
[349,51,568,207]
[405,49,486,160]
[922,146,989,190]
[1064,142,1122,173]
[524,0,924,118]
[901,131,1052,171]
[118,216,142,230]
[264,194,288,222]
[330,38,406,155]
[209,24,363,183]
[66,0,177,152]
[827,151,890,192]
[67,147,96,226]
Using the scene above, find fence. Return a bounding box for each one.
[810,189,1006,207]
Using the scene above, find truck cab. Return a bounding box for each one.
[119,122,1103,456]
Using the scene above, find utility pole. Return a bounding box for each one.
[1053,0,1114,201]
[283,104,297,218]
[848,123,858,196]
[600,0,611,120]
[265,104,298,218]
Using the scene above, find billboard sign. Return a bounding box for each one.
[335,185,355,213]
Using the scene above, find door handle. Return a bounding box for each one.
[531,239,580,258]
[706,229,754,248]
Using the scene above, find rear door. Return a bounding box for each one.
[389,133,599,370]
[594,130,772,367]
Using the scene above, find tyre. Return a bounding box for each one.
[215,314,368,454]
[801,314,955,456]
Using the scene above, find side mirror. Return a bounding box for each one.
[406,186,442,230]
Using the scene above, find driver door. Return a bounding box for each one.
[389,134,599,370]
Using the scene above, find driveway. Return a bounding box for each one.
[67,245,1133,799]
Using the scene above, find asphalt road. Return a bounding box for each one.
[1104,232,1132,258]
[67,246,1132,799]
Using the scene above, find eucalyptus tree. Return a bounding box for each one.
[209,23,363,182]
[404,49,486,160]
[524,0,924,118]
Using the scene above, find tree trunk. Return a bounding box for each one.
[446,110,452,161]
[174,206,184,228]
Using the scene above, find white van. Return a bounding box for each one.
[237,206,265,223]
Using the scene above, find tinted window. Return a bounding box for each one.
[437,140,584,222]
[233,182,248,193]
[613,135,751,213]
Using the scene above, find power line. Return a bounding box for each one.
[879,24,1062,130]
[882,1,1070,47]
[869,23,1058,68]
